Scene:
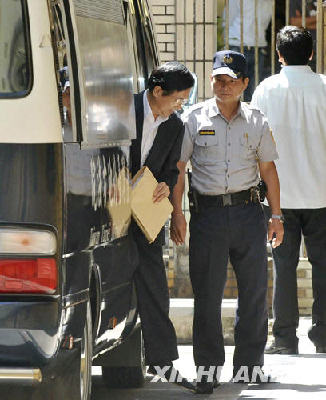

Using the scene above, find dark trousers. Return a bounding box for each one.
[132,222,178,365]
[270,208,326,347]
[189,202,268,369]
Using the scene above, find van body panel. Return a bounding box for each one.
[0,328,59,366]
[64,143,133,253]
[0,0,160,396]
[0,301,59,330]
[63,141,138,352]
[0,0,62,143]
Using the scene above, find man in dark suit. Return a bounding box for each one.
[131,62,194,388]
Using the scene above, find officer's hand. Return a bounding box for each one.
[268,218,284,248]
[153,182,170,203]
[170,213,187,245]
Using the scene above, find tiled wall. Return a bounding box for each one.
[150,0,219,102]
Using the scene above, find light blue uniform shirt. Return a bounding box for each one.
[181,98,278,195]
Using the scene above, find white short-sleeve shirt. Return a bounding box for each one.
[251,66,326,208]
[181,99,278,195]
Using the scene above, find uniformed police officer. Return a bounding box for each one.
[171,50,284,394]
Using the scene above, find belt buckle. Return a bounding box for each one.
[222,193,232,206]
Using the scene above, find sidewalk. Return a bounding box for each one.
[91,317,326,399]
[171,317,326,399]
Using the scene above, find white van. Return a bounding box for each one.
[0,1,159,398]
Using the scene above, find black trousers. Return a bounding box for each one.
[189,202,268,369]
[270,208,326,347]
[132,222,178,365]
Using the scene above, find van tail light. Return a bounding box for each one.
[0,229,56,255]
[0,258,57,294]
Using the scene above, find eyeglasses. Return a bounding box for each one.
[171,98,188,106]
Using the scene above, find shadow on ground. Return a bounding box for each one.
[91,376,253,400]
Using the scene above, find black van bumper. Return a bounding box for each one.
[0,298,86,385]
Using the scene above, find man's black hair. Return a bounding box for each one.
[276,26,313,66]
[148,62,194,95]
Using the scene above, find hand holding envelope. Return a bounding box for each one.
[153,181,170,203]
[131,167,173,243]
[107,166,173,243]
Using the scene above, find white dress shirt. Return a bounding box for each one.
[228,0,273,47]
[141,90,168,167]
[251,66,326,209]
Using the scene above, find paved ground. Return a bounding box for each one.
[91,317,326,399]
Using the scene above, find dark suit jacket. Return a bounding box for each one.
[131,91,185,245]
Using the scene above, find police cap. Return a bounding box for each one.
[212,50,248,79]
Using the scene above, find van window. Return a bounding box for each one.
[0,0,32,97]
[73,0,136,145]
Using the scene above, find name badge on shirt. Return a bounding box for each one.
[199,130,215,135]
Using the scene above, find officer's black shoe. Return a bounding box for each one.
[233,367,275,384]
[147,365,160,375]
[196,378,220,394]
[147,364,196,392]
[213,377,220,388]
[265,342,298,355]
[177,378,197,392]
[196,381,214,395]
[316,345,326,353]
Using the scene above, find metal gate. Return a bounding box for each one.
[174,0,326,104]
[224,0,325,77]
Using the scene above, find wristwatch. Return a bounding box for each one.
[271,214,284,223]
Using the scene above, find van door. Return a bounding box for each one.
[48,0,141,353]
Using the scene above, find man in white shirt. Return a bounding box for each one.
[290,0,317,71]
[228,0,273,101]
[251,26,326,354]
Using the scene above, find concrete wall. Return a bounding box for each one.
[150,0,176,62]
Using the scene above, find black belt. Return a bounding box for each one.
[196,188,260,208]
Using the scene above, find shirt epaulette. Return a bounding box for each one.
[187,101,207,112]
[247,103,265,117]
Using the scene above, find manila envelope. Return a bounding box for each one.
[131,166,173,243]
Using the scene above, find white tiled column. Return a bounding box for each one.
[150,0,176,62]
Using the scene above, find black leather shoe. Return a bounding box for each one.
[265,342,298,355]
[316,345,326,353]
[196,377,219,394]
[147,363,173,377]
[147,365,158,375]
[233,367,275,384]
[196,381,214,394]
[177,378,196,392]
[213,377,220,388]
[147,365,196,392]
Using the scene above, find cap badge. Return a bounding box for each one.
[223,55,233,64]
